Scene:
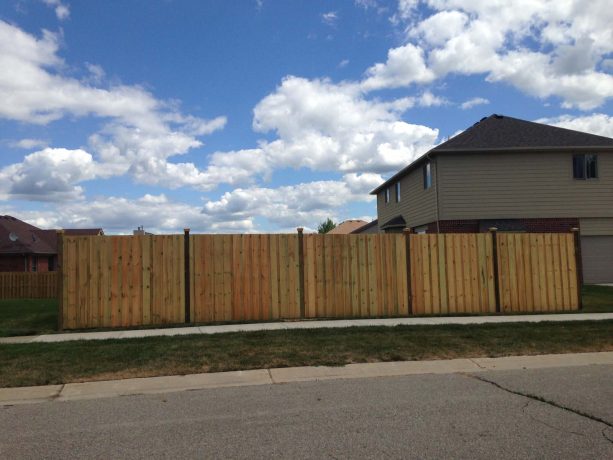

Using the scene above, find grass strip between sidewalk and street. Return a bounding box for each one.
[1,320,612,388]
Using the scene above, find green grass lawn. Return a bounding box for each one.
[0,320,611,387]
[0,285,611,337]
[581,284,613,313]
[0,298,57,337]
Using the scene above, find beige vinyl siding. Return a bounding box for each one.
[437,152,613,219]
[580,218,613,236]
[581,236,613,283]
[377,160,437,228]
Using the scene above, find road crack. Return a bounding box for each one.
[466,373,613,444]
[520,400,585,437]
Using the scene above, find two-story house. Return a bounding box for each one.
[371,114,613,284]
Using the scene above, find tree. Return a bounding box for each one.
[317,218,336,234]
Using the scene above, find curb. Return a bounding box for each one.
[1,352,612,406]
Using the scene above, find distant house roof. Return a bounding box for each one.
[0,215,56,255]
[350,219,378,234]
[371,114,613,194]
[0,215,103,254]
[328,219,368,234]
[64,228,104,236]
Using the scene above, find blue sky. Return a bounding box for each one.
[0,0,612,233]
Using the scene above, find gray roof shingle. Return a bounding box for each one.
[434,114,613,151]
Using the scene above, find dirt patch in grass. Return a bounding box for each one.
[1,320,611,388]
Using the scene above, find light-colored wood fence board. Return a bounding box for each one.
[558,234,570,310]
[302,234,407,318]
[0,272,58,299]
[566,234,579,308]
[411,233,495,315]
[61,235,183,329]
[497,233,579,312]
[190,234,300,323]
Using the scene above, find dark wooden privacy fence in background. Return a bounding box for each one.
[0,272,57,299]
[56,231,581,329]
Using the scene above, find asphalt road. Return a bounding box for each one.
[1,366,612,459]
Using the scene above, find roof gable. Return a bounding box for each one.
[0,215,104,254]
[434,114,613,151]
[328,220,368,234]
[0,215,56,254]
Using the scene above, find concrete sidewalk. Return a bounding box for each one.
[1,351,611,406]
[2,312,612,344]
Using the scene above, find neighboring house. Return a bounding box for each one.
[351,219,379,234]
[328,220,368,234]
[133,226,154,235]
[0,215,103,272]
[371,114,613,283]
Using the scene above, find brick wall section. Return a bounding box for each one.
[415,218,580,234]
[0,254,56,272]
[516,218,580,232]
[433,220,480,233]
[0,255,27,272]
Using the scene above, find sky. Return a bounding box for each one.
[0,0,612,234]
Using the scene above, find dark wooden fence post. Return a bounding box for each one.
[489,227,501,313]
[403,228,412,315]
[571,227,583,310]
[56,230,64,331]
[297,227,305,319]
[184,228,191,323]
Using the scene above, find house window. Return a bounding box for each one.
[395,182,401,202]
[414,225,428,234]
[423,161,432,189]
[31,256,37,272]
[573,154,598,179]
[384,187,390,203]
[48,256,55,272]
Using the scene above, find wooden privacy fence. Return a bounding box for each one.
[58,230,581,329]
[0,272,57,299]
[409,232,579,314]
[60,235,184,329]
[189,234,301,323]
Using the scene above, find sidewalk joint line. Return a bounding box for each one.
[267,368,276,384]
[468,358,486,369]
[53,384,65,401]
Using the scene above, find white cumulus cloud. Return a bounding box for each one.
[460,97,489,110]
[367,0,613,109]
[43,0,70,21]
[0,20,228,194]
[0,148,96,201]
[535,113,613,138]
